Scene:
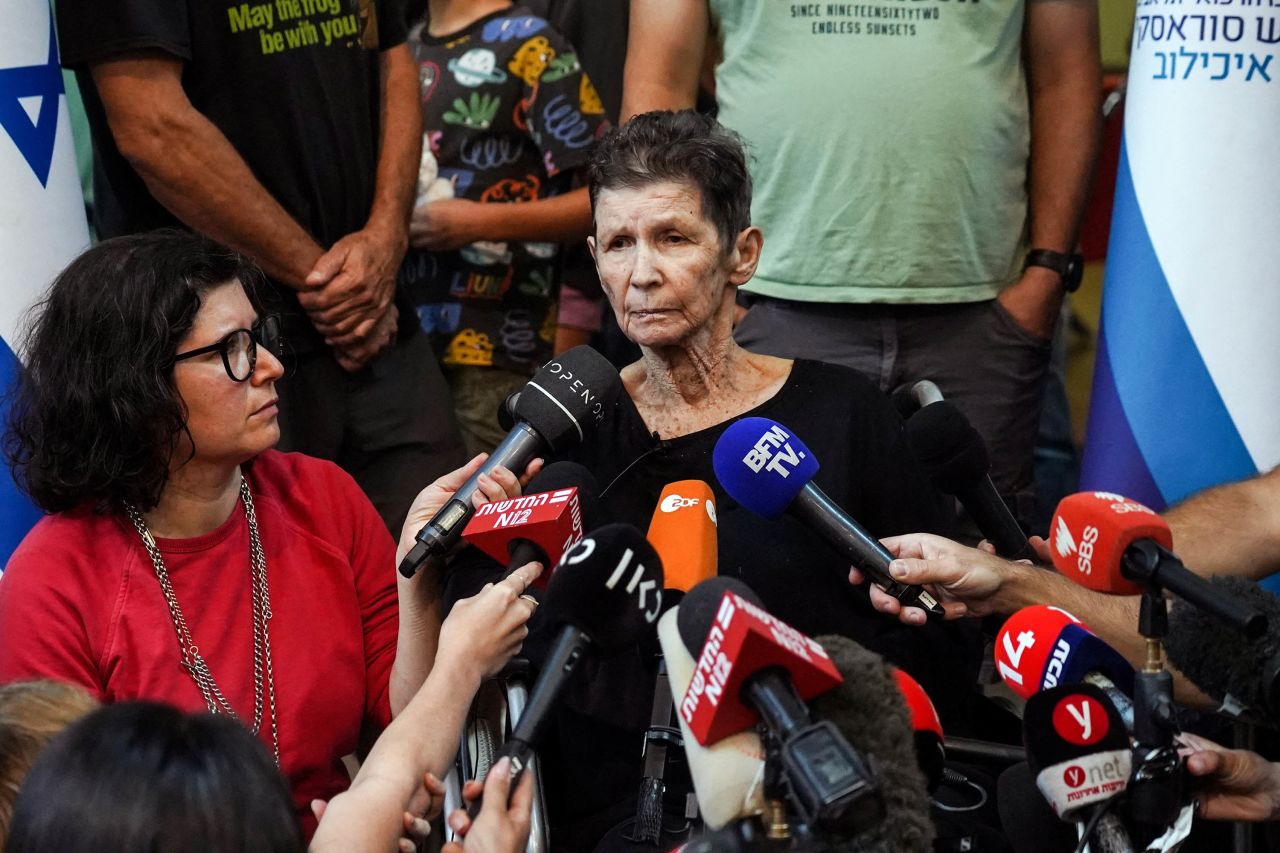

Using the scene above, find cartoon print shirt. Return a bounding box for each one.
[401,7,608,373]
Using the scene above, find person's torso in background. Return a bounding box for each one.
[400,7,608,374]
[709,0,1029,304]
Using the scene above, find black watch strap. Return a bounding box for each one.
[1024,248,1084,293]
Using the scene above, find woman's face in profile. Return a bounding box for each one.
[170,282,284,468]
[590,180,736,350]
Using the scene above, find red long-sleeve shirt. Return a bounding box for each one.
[0,451,398,836]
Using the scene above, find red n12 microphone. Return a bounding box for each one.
[462,486,582,590]
[1051,492,1265,636]
[648,480,718,598]
[994,605,1134,726]
[678,582,843,746]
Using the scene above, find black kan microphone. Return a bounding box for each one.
[811,635,936,852]
[470,523,664,814]
[399,346,620,577]
[1022,683,1134,853]
[1164,575,1280,719]
[711,417,944,619]
[678,577,883,834]
[902,399,1036,562]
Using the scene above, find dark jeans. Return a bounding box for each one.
[276,330,467,533]
[734,296,1052,524]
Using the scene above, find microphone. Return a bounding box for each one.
[461,461,602,590]
[677,577,882,833]
[1049,492,1266,637]
[711,417,944,619]
[890,667,946,793]
[998,763,1080,853]
[902,400,1036,562]
[399,346,620,577]
[812,634,937,851]
[657,606,767,830]
[1022,683,1133,853]
[648,480,720,604]
[890,379,945,419]
[1164,575,1280,717]
[473,523,664,812]
[994,605,1135,727]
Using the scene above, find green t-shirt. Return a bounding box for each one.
[710,0,1030,304]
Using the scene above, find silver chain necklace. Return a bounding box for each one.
[124,477,280,766]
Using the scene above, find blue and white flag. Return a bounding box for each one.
[1081,4,1280,582]
[0,0,89,563]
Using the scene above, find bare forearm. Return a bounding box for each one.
[389,565,446,715]
[476,187,593,243]
[1165,468,1280,580]
[622,0,705,119]
[367,45,422,241]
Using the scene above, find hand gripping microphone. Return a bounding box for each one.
[1023,684,1134,853]
[399,346,620,577]
[902,399,1037,562]
[994,605,1135,728]
[678,577,883,833]
[461,461,602,589]
[1164,575,1280,718]
[812,635,936,852]
[1049,492,1266,637]
[470,523,664,814]
[712,417,944,619]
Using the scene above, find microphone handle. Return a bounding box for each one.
[504,539,548,578]
[1123,541,1266,637]
[792,483,945,619]
[466,737,537,820]
[956,477,1037,563]
[399,423,547,577]
[1080,810,1134,853]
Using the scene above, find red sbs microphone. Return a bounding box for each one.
[1051,492,1266,636]
[647,480,719,597]
[462,486,583,591]
[677,585,843,747]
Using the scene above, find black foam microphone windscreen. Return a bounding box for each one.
[812,635,935,853]
[997,763,1078,853]
[903,401,990,495]
[676,576,762,655]
[1164,575,1280,715]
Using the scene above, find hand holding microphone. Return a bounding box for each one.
[1178,733,1280,823]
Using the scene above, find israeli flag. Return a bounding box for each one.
[1,0,90,563]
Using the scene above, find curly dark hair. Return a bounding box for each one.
[4,230,266,514]
[587,110,753,252]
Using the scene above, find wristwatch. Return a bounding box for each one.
[1024,249,1084,293]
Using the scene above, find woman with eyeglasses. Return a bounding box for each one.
[0,230,542,838]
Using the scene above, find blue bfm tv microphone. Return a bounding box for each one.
[712,417,944,619]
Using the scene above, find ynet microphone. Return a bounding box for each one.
[678,577,882,833]
[470,523,664,814]
[994,605,1135,728]
[1049,491,1266,637]
[1023,684,1133,853]
[1164,575,1280,718]
[812,635,936,852]
[399,346,620,577]
[712,417,944,619]
[461,461,602,590]
[903,399,1036,562]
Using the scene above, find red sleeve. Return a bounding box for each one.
[0,522,110,698]
[330,468,399,730]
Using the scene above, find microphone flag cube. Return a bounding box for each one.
[462,486,583,589]
[1049,492,1173,595]
[679,589,842,746]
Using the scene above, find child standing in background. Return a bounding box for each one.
[403,0,609,455]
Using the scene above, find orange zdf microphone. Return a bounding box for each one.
[461,461,599,590]
[677,578,882,832]
[1049,492,1266,637]
[648,480,719,600]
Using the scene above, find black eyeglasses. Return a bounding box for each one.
[171,315,283,382]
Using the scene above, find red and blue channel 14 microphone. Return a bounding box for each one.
[994,604,1135,727]
[711,417,944,619]
[1049,492,1265,637]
